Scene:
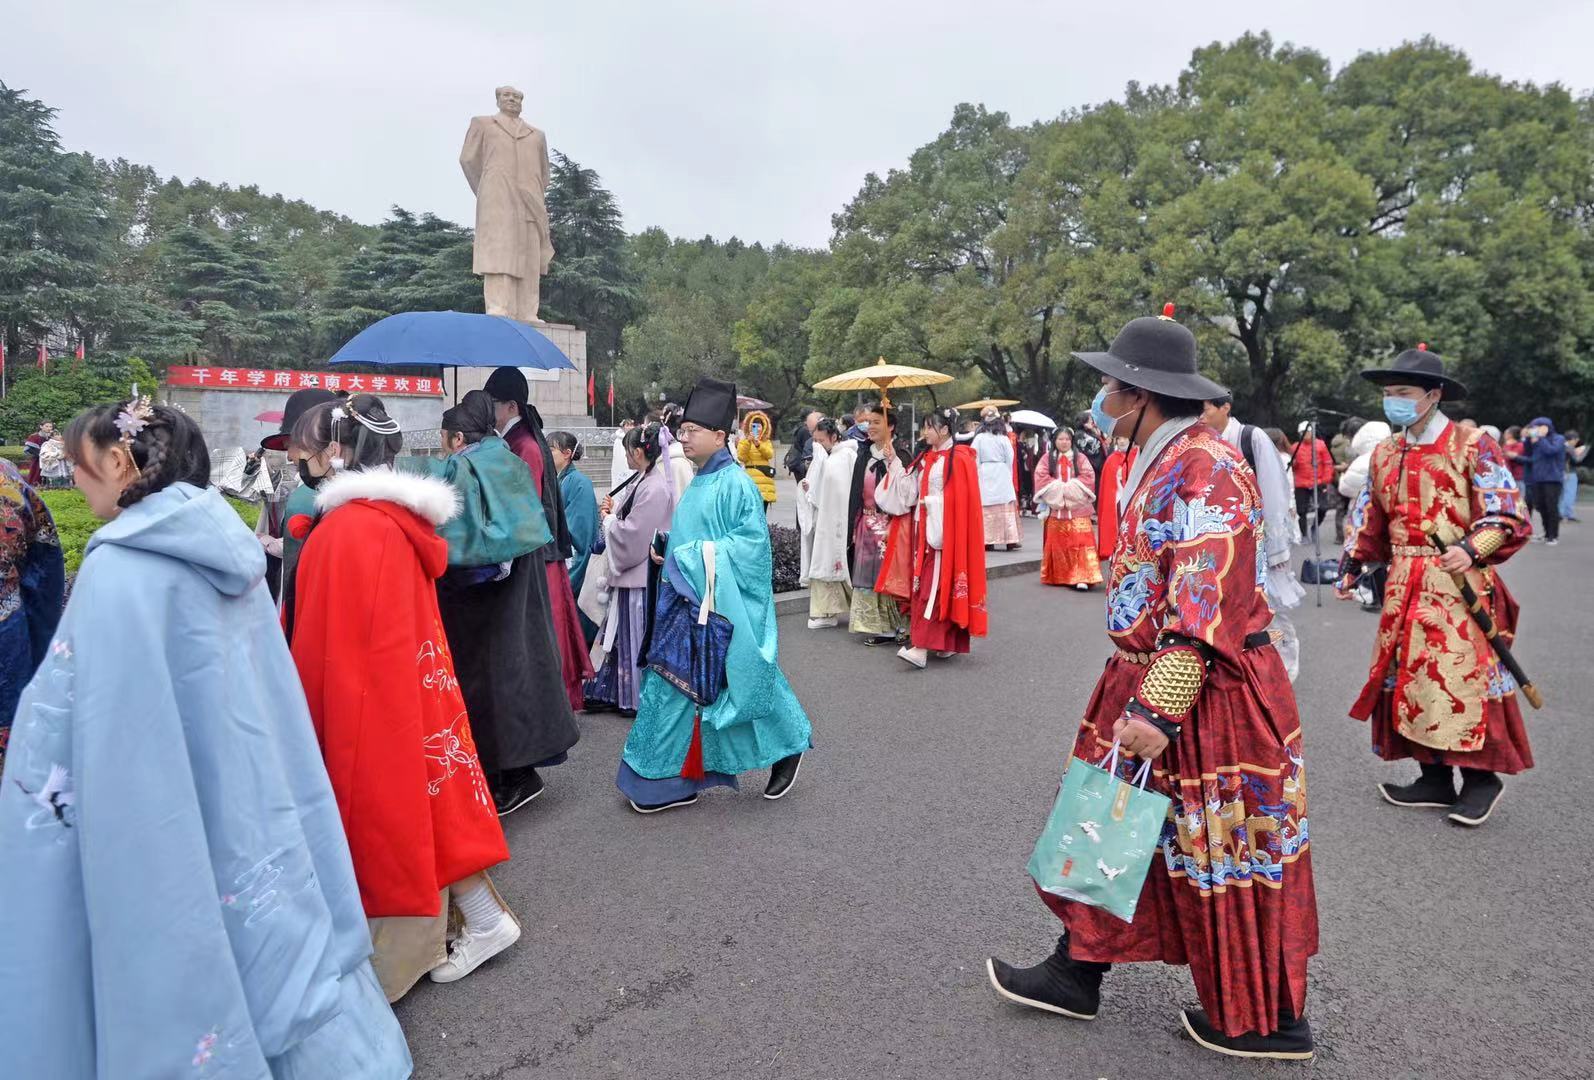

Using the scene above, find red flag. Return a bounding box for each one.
[607,374,614,407]
[0,339,7,378]
[75,341,85,362]
[37,343,46,372]
[587,371,596,408]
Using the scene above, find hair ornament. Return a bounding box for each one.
[114,385,155,445]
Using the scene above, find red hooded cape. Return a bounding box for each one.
[914,444,988,637]
[289,468,509,918]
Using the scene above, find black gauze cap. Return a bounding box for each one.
[484,366,529,405]
[682,376,737,433]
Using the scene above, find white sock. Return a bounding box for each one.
[454,881,502,932]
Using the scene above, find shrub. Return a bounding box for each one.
[39,488,260,575]
[769,523,802,594]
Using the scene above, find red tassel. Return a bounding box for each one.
[1417,342,1428,351]
[1162,302,1176,318]
[681,711,705,781]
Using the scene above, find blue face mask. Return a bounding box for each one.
[1383,396,1424,429]
[1091,386,1135,439]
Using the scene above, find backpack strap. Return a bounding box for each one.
[1240,424,1261,475]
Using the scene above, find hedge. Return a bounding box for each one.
[40,489,260,575]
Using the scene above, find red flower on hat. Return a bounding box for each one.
[287,514,314,540]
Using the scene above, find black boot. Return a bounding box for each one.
[1448,768,1505,827]
[1378,762,1455,808]
[1181,1006,1314,1061]
[986,935,1109,1020]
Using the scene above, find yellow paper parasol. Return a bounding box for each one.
[955,398,1020,412]
[812,356,953,408]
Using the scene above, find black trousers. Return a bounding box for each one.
[1531,480,1562,541]
[1295,486,1329,536]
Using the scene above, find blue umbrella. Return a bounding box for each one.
[327,311,576,372]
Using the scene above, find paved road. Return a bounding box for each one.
[395,521,1591,1079]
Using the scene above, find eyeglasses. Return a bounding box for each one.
[678,423,707,437]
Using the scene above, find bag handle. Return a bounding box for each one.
[1100,740,1154,791]
[697,540,717,626]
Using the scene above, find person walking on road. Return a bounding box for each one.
[1520,417,1568,544]
[806,417,858,629]
[1560,430,1587,522]
[897,407,987,670]
[1290,421,1336,540]
[845,402,912,645]
[973,407,1021,549]
[1033,427,1100,590]
[618,377,811,813]
[988,308,1318,1061]
[1338,345,1533,827]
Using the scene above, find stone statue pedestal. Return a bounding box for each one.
[452,321,593,427]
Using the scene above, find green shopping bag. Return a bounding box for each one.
[1027,741,1173,923]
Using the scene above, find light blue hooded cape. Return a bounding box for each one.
[0,483,411,1079]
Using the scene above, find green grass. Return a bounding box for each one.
[0,445,27,465]
[40,488,260,575]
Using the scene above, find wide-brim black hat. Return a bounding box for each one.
[1071,305,1227,401]
[262,387,339,450]
[1360,345,1468,401]
[682,376,737,433]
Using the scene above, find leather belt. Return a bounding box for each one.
[1115,629,1275,666]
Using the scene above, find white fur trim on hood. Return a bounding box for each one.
[313,465,461,526]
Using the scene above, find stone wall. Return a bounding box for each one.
[165,385,448,453]
[451,321,594,428]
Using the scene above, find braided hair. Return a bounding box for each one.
[66,400,211,510]
[623,422,664,467]
[291,393,403,470]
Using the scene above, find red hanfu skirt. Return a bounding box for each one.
[1040,649,1318,1037]
[547,559,595,713]
[1040,516,1102,587]
[1367,690,1534,775]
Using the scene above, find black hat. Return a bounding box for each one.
[441,389,498,439]
[1360,344,1468,401]
[483,366,529,405]
[262,387,339,450]
[681,377,737,433]
[1071,304,1227,401]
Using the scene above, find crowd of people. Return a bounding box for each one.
[0,369,812,1076]
[0,312,1568,1069]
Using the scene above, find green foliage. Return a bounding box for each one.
[543,152,642,371]
[0,356,154,442]
[806,35,1594,429]
[39,487,258,575]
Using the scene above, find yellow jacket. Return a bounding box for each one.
[738,412,778,503]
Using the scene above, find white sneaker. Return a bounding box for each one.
[807,617,839,629]
[897,645,928,669]
[428,910,521,983]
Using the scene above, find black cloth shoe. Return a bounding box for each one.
[1448,769,1504,827]
[764,753,803,800]
[628,793,700,814]
[1378,762,1455,808]
[986,935,1108,1021]
[492,768,544,817]
[1181,1007,1314,1061]
[862,634,897,647]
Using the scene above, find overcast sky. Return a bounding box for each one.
[6,1,1592,248]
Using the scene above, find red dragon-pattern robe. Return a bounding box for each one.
[1041,421,1317,1038]
[1341,420,1532,772]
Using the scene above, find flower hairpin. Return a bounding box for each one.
[331,406,349,423]
[114,385,154,445]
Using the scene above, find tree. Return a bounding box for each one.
[0,82,112,368]
[320,207,480,346]
[542,152,641,371]
[0,356,153,442]
[733,248,830,417]
[618,231,772,412]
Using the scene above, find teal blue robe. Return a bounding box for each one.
[621,451,811,782]
[559,464,598,595]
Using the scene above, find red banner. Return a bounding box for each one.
[166,366,444,397]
